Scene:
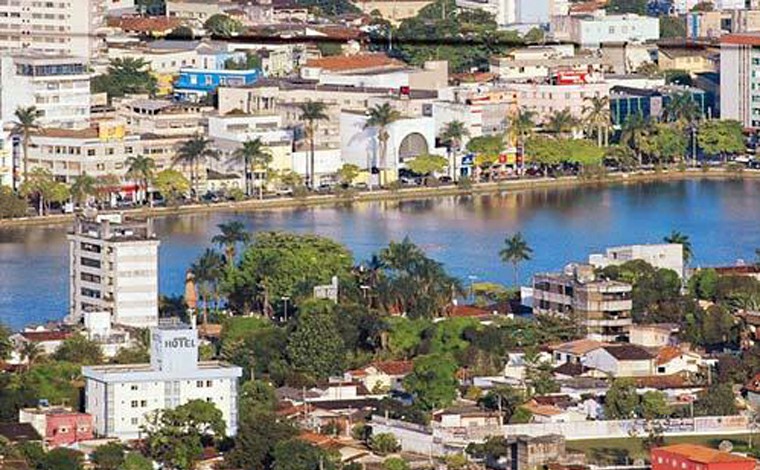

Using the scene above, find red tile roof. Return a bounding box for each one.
[305,53,403,72]
[655,444,756,464]
[655,346,683,365]
[721,33,760,46]
[109,16,183,33]
[372,360,413,376]
[448,305,492,318]
[20,331,73,342]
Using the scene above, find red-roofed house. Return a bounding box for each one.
[10,330,74,364]
[654,346,702,376]
[19,407,94,448]
[651,445,756,470]
[344,360,413,392]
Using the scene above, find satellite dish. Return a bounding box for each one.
[719,440,734,453]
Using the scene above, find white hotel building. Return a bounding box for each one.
[720,32,760,129]
[68,214,160,329]
[83,324,242,440]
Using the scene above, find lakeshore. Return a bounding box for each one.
[0,167,752,229]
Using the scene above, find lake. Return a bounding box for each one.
[1,179,759,330]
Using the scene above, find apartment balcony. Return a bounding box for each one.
[584,318,633,327]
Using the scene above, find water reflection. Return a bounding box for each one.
[2,179,760,329]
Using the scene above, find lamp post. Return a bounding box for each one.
[281,296,290,322]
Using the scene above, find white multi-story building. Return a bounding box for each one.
[83,323,242,440]
[68,214,160,329]
[0,54,91,130]
[720,32,760,129]
[0,0,106,59]
[456,0,567,26]
[589,244,684,278]
[551,12,660,49]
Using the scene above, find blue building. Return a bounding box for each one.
[175,68,261,102]
[610,86,716,126]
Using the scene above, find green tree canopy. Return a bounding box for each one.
[604,378,639,419]
[91,58,157,100]
[698,120,745,157]
[525,137,605,166]
[51,335,103,365]
[286,300,345,379]
[404,353,458,410]
[203,14,243,37]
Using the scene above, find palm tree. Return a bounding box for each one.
[298,101,328,189]
[212,220,250,268]
[125,155,156,206]
[440,121,469,181]
[583,96,611,147]
[664,92,700,128]
[69,173,97,207]
[500,232,533,287]
[663,230,693,265]
[621,113,650,167]
[190,248,225,324]
[365,103,402,187]
[12,106,40,189]
[230,137,273,200]
[20,341,43,370]
[545,109,577,138]
[173,135,218,200]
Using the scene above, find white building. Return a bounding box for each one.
[0,0,105,59]
[720,32,760,129]
[456,0,567,26]
[551,12,660,49]
[588,244,684,278]
[68,214,160,329]
[489,45,611,81]
[83,323,242,440]
[1,54,91,130]
[340,110,441,182]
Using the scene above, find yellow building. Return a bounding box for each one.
[658,46,717,74]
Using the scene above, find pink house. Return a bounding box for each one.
[19,407,94,448]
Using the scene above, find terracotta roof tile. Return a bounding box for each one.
[655,444,756,464]
[721,32,760,46]
[372,360,413,376]
[20,331,73,342]
[552,339,607,356]
[603,344,654,361]
[111,16,182,33]
[656,346,682,365]
[305,53,404,72]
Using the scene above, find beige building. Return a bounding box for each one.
[352,0,435,23]
[0,0,106,59]
[489,45,612,81]
[533,264,633,342]
[658,47,717,75]
[116,98,208,137]
[68,214,160,328]
[165,0,231,24]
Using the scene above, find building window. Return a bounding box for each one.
[206,380,212,387]
[131,418,138,425]
[197,380,204,387]
[131,400,139,408]
[131,385,138,391]
[140,400,147,407]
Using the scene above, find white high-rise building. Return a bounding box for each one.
[83,323,242,440]
[0,54,91,130]
[0,0,106,59]
[68,214,160,329]
[588,244,685,278]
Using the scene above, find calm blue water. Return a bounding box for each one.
[1,179,759,330]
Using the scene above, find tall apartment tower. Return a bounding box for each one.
[68,214,160,328]
[720,32,760,129]
[0,0,106,59]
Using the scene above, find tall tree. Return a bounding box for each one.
[403,353,459,410]
[544,109,578,138]
[697,120,745,160]
[190,249,225,323]
[298,101,328,189]
[69,173,97,207]
[19,167,68,215]
[365,103,402,187]
[173,134,218,200]
[12,106,40,188]
[663,230,693,264]
[499,232,533,287]
[231,137,273,199]
[621,112,651,167]
[664,91,700,127]
[212,221,250,268]
[440,120,469,181]
[91,58,157,100]
[125,155,156,206]
[583,96,611,146]
[285,300,345,380]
